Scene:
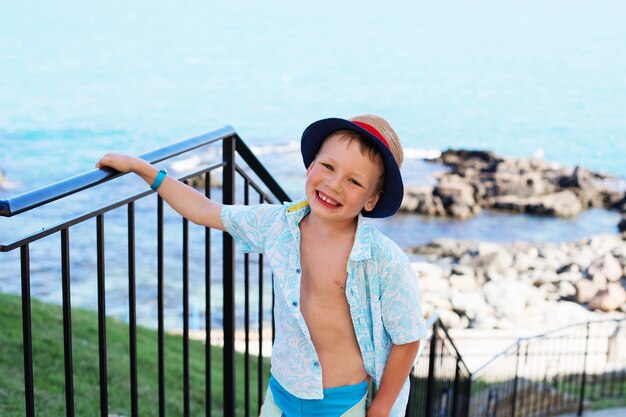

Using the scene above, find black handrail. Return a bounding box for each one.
[0,126,237,217]
[472,318,626,376]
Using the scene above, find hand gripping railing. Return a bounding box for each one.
[0,126,290,417]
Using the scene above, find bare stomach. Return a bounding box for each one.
[301,298,368,388]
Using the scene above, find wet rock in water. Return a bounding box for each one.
[400,149,625,231]
[619,216,626,233]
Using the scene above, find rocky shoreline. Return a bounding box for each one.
[400,149,626,232]
[409,233,626,330]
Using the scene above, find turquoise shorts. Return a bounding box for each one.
[259,375,369,417]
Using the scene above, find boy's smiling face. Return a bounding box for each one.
[305,132,384,224]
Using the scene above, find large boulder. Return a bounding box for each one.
[526,191,583,217]
[434,181,480,219]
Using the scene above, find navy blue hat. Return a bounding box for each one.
[301,115,404,218]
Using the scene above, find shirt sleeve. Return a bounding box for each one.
[220,204,282,254]
[380,255,428,345]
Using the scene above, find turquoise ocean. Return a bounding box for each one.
[1,0,625,326]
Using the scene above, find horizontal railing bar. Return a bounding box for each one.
[0,161,228,252]
[0,126,236,217]
[472,318,625,376]
[234,136,290,203]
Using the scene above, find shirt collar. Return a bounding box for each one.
[284,198,372,261]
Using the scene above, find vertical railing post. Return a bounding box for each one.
[127,203,139,417]
[182,202,190,417]
[243,180,250,417]
[20,245,35,417]
[223,135,237,416]
[511,342,520,417]
[61,229,75,417]
[96,214,108,417]
[204,173,212,417]
[426,320,439,417]
[451,358,461,417]
[157,197,166,417]
[578,322,591,416]
[464,377,472,417]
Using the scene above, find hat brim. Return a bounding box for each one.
[301,118,403,218]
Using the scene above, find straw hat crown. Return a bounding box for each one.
[350,114,404,168]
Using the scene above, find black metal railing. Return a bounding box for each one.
[470,319,626,417]
[0,126,289,417]
[408,317,472,417]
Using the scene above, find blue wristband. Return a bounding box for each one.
[150,168,168,191]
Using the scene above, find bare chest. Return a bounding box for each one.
[299,235,352,297]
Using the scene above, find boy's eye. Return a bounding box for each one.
[349,179,362,187]
[321,163,333,170]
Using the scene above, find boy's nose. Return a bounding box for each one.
[326,175,342,193]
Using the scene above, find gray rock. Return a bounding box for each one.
[434,181,479,219]
[526,191,583,217]
[411,261,446,280]
[588,234,622,254]
[401,185,436,213]
[436,309,469,329]
[450,290,491,321]
[470,315,498,329]
[587,253,623,282]
[449,274,478,291]
[575,279,600,304]
[423,294,453,311]
[569,246,597,270]
[588,283,626,312]
[611,244,626,262]
[557,281,577,298]
[557,271,584,283]
[483,280,530,318]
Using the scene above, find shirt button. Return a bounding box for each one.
[313,360,320,367]
[295,268,301,274]
[291,301,299,308]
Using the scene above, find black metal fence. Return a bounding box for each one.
[470,319,626,417]
[407,318,472,417]
[0,127,289,417]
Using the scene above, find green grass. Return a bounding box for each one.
[0,293,270,416]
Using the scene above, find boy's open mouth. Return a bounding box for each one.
[316,190,342,208]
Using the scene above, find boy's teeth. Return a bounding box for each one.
[319,192,338,205]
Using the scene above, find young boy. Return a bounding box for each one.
[96,114,427,417]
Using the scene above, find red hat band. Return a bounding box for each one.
[351,121,390,149]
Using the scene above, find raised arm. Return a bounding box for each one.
[96,153,225,230]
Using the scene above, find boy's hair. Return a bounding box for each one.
[319,129,385,193]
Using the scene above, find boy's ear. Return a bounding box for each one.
[306,160,315,173]
[363,191,382,213]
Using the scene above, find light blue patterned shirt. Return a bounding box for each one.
[221,199,427,416]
